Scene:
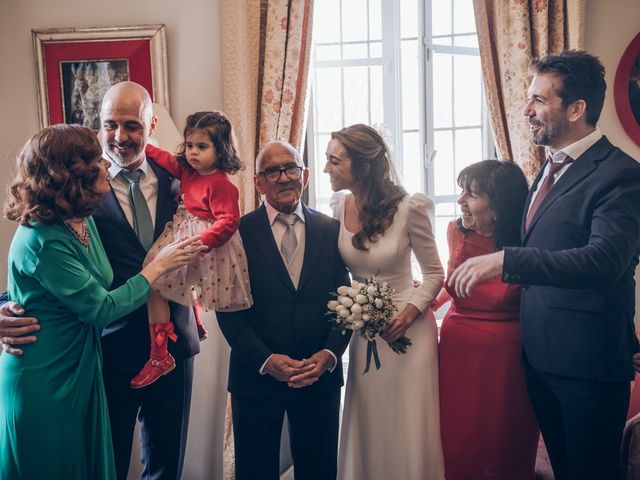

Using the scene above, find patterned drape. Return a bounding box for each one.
[219,1,315,477]
[221,0,314,213]
[473,0,585,181]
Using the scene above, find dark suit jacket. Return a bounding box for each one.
[95,156,199,375]
[217,203,351,398]
[503,136,640,382]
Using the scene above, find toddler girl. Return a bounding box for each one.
[131,111,252,388]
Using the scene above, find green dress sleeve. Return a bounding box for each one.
[33,238,151,328]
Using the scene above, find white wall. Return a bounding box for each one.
[0,0,224,289]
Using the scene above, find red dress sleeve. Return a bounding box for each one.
[199,174,240,249]
[145,144,183,178]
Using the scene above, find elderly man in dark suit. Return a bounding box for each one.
[0,81,199,480]
[216,141,350,480]
[448,51,640,480]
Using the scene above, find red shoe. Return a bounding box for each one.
[130,353,176,389]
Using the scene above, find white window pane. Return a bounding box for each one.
[432,0,452,36]
[453,34,478,48]
[454,55,481,127]
[434,130,454,196]
[344,66,370,126]
[369,0,382,41]
[315,133,334,203]
[315,68,343,132]
[400,0,418,38]
[435,215,453,267]
[454,128,482,178]
[454,0,476,34]
[370,41,382,57]
[433,36,453,46]
[370,65,384,125]
[401,39,419,131]
[342,0,368,42]
[314,0,341,44]
[436,202,457,217]
[433,53,452,129]
[343,42,369,60]
[315,44,341,62]
[401,131,422,194]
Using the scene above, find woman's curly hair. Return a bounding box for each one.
[331,124,406,251]
[5,124,105,226]
[176,111,244,174]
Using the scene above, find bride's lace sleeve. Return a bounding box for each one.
[406,193,445,312]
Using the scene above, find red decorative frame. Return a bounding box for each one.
[32,25,169,128]
[614,32,640,148]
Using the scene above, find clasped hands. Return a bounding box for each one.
[264,351,335,389]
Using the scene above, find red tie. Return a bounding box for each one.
[525,152,573,230]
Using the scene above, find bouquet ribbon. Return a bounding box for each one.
[363,339,381,374]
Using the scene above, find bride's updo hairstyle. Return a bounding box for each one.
[331,124,406,251]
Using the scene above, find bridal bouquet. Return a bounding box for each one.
[327,278,412,374]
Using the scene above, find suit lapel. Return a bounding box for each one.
[245,205,296,292]
[148,159,178,239]
[95,189,145,253]
[297,204,323,292]
[523,136,613,241]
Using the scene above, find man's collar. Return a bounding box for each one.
[264,200,306,225]
[550,127,602,162]
[108,154,150,179]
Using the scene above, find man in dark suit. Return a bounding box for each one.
[0,81,199,480]
[448,51,640,480]
[216,141,350,480]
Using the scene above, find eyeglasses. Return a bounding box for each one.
[257,165,304,182]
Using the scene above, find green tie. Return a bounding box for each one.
[120,169,154,250]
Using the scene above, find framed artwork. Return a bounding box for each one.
[614,32,640,148]
[32,24,169,129]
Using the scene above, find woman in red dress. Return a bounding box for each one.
[437,160,539,479]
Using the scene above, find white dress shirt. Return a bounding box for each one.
[108,156,158,230]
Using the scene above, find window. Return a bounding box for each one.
[308,0,494,270]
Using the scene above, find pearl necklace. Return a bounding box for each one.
[63,219,90,248]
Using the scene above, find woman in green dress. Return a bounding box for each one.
[0,124,205,480]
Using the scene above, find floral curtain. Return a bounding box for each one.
[473,0,585,181]
[221,0,314,213]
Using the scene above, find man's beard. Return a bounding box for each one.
[530,120,568,147]
[105,141,143,168]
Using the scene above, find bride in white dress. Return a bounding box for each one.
[325,124,445,480]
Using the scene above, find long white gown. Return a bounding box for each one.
[333,191,445,480]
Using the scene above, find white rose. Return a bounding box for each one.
[355,294,368,304]
[346,314,354,323]
[367,285,376,295]
[350,303,362,314]
[348,287,359,297]
[336,304,347,313]
[351,280,361,289]
[341,297,354,308]
[352,320,365,330]
[337,286,349,295]
[375,298,383,309]
[362,313,370,321]
[339,309,350,318]
[327,300,339,311]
